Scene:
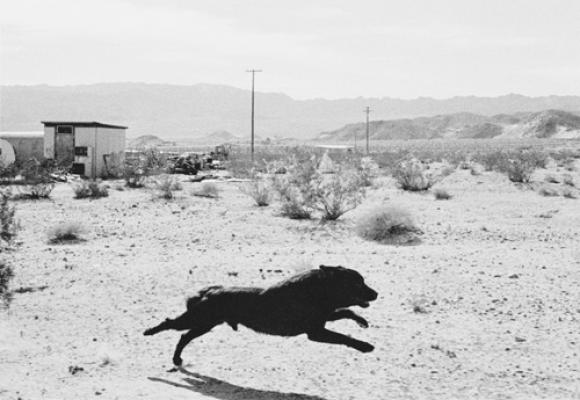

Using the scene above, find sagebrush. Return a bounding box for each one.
[73,181,109,199]
[47,222,85,244]
[240,181,271,206]
[356,205,422,245]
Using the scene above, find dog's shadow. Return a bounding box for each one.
[148,367,328,400]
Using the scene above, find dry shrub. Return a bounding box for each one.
[544,174,560,184]
[47,222,85,244]
[73,181,109,199]
[356,205,422,245]
[153,175,182,199]
[562,189,577,199]
[473,151,507,172]
[193,182,220,199]
[271,159,317,219]
[497,150,547,183]
[392,159,438,191]
[240,181,271,206]
[0,191,18,244]
[310,166,366,220]
[0,260,14,308]
[538,186,559,197]
[14,183,55,200]
[433,188,452,200]
[562,174,575,187]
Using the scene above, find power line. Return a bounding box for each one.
[246,69,262,162]
[364,106,372,154]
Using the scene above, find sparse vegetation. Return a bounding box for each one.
[14,183,55,200]
[562,189,577,199]
[0,260,14,308]
[240,180,271,206]
[355,205,422,245]
[497,150,543,183]
[538,186,559,197]
[192,182,220,199]
[47,222,85,244]
[392,159,439,191]
[153,175,182,199]
[310,166,366,220]
[73,181,109,199]
[433,188,452,200]
[0,191,18,244]
[562,174,575,187]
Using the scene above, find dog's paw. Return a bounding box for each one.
[143,328,154,336]
[173,356,183,366]
[357,342,375,353]
[356,318,369,329]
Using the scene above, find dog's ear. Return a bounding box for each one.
[319,265,336,272]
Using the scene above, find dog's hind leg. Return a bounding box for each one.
[172,322,217,366]
[326,309,369,328]
[307,328,374,353]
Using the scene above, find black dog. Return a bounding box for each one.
[144,265,378,366]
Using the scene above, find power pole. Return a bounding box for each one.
[364,106,372,155]
[247,69,262,162]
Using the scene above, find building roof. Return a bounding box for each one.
[41,121,128,129]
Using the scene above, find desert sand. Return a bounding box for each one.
[1,162,580,400]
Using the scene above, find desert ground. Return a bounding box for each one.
[1,152,580,400]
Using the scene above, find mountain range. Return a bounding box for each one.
[318,110,580,142]
[2,83,580,140]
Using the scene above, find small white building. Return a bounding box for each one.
[42,121,127,179]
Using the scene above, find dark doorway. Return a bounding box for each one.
[55,125,74,167]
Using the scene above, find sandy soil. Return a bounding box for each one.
[1,164,580,400]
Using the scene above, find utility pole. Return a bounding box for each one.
[247,69,262,162]
[364,106,372,155]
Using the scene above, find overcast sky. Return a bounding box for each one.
[1,0,579,99]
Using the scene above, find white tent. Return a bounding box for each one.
[0,139,16,166]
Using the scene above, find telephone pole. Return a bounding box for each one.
[364,106,372,155]
[247,69,262,161]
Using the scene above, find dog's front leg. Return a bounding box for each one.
[172,323,217,366]
[307,328,374,353]
[326,309,369,328]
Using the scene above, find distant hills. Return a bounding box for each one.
[2,83,580,140]
[317,110,580,142]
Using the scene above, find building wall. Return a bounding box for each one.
[94,127,126,177]
[43,126,55,158]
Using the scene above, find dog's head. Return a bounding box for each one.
[318,265,378,308]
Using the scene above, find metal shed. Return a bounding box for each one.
[42,121,127,179]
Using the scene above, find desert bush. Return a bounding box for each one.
[73,181,109,199]
[392,159,439,191]
[14,183,55,200]
[240,181,271,206]
[355,205,422,245]
[473,151,508,172]
[562,174,575,187]
[0,260,14,308]
[153,175,182,199]
[123,149,166,187]
[497,150,542,183]
[47,222,85,244]
[310,166,366,220]
[359,157,379,186]
[562,189,577,199]
[433,188,452,200]
[544,174,560,184]
[0,191,18,244]
[192,182,220,199]
[538,186,559,197]
[271,159,317,219]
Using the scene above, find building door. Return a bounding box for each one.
[55,125,74,166]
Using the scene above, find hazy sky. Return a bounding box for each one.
[1,0,579,99]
